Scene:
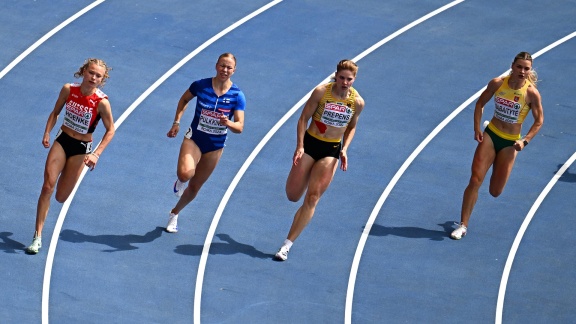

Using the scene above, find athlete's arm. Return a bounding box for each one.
[522,86,544,144]
[473,78,501,142]
[168,89,195,138]
[293,85,325,165]
[43,84,70,148]
[84,98,114,170]
[340,94,365,171]
[224,110,244,133]
[220,91,245,133]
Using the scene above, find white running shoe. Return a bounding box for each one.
[451,222,467,240]
[173,179,186,197]
[166,212,179,233]
[274,245,290,261]
[25,236,42,254]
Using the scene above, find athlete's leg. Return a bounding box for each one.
[172,147,223,214]
[488,146,518,197]
[285,154,315,202]
[460,135,496,226]
[54,154,88,203]
[176,138,202,182]
[35,142,67,236]
[286,157,339,242]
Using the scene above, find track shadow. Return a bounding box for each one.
[59,227,164,252]
[368,221,455,241]
[0,232,26,253]
[174,233,272,259]
[556,164,576,183]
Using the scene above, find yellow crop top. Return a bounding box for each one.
[493,75,532,124]
[312,83,357,129]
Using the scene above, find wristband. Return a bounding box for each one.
[91,152,100,159]
[523,139,529,147]
[173,121,180,126]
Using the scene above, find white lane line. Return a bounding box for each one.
[345,1,468,322]
[188,0,464,323]
[0,0,106,81]
[495,32,576,324]
[344,30,576,324]
[495,152,576,324]
[41,2,283,323]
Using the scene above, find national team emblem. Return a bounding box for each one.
[513,96,519,102]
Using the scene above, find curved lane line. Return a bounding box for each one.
[495,32,576,324]
[0,0,106,81]
[190,1,464,323]
[344,31,576,324]
[41,2,283,323]
[495,152,576,324]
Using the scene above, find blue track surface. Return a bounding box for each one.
[1,1,575,323]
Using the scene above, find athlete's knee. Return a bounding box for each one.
[303,191,322,207]
[177,168,195,182]
[286,187,303,202]
[54,190,70,203]
[40,182,55,197]
[489,186,504,198]
[467,174,484,190]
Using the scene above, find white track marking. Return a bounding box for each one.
[495,152,576,324]
[188,1,464,323]
[0,0,105,81]
[41,2,283,323]
[344,30,576,324]
[345,1,467,322]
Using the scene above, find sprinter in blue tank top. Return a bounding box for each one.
[165,53,246,233]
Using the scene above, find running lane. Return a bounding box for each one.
[350,0,576,322]
[195,0,459,323]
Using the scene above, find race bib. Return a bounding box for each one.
[494,96,521,124]
[320,102,353,128]
[197,109,227,135]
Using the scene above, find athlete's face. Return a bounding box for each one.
[83,63,106,88]
[510,59,532,80]
[335,69,356,91]
[215,57,236,81]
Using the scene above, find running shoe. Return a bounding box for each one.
[25,236,42,254]
[274,245,290,261]
[451,222,467,240]
[166,212,179,233]
[173,179,185,197]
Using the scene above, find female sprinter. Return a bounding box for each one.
[275,59,365,261]
[165,53,245,233]
[451,52,544,240]
[26,58,115,254]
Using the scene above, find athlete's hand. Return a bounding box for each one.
[474,129,483,143]
[513,140,524,151]
[340,150,348,171]
[84,153,99,171]
[219,114,229,127]
[293,147,304,166]
[167,124,179,138]
[42,133,50,148]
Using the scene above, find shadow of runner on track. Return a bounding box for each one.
[368,221,455,241]
[0,232,26,254]
[556,164,576,183]
[59,227,164,252]
[174,233,272,259]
